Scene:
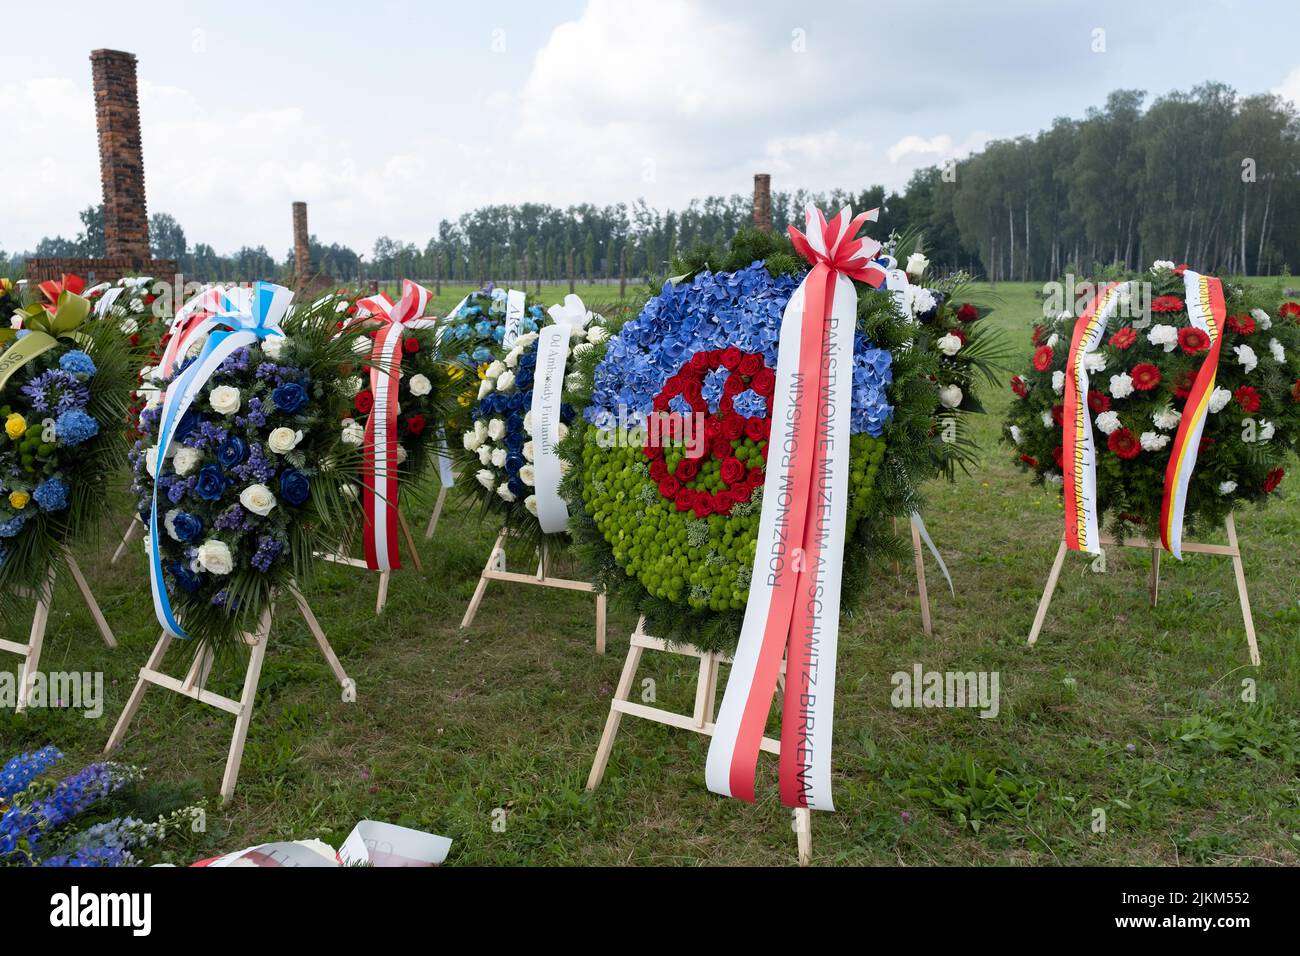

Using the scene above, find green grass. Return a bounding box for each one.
[2,280,1298,866]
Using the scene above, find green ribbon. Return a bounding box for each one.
[0,291,92,393]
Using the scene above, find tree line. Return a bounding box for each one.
[5,83,1297,285]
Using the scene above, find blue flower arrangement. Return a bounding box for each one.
[439,286,543,370]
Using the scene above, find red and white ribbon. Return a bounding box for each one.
[706,206,888,812]
[159,285,227,377]
[353,280,438,571]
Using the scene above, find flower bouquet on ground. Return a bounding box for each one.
[1,276,132,601]
[1004,262,1300,548]
[1,745,205,867]
[129,282,362,648]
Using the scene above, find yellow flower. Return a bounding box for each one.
[476,362,490,380]
[8,490,30,510]
[0,277,12,295]
[5,414,26,440]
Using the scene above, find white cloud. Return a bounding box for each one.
[1272,64,1300,106]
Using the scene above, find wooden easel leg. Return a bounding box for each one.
[910,519,932,637]
[64,551,116,649]
[460,529,507,629]
[288,582,352,691]
[105,631,173,754]
[586,619,647,791]
[890,516,900,575]
[398,512,424,574]
[1028,537,1069,646]
[15,570,56,715]
[795,808,812,866]
[221,606,273,804]
[110,515,143,565]
[424,484,450,540]
[1148,547,1161,608]
[375,571,391,615]
[595,592,607,656]
[1224,514,1261,667]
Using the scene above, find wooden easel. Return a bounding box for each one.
[110,515,143,565]
[1028,513,1261,666]
[105,582,353,803]
[892,516,935,636]
[586,616,813,866]
[461,527,607,654]
[423,480,453,540]
[1,549,117,713]
[316,512,425,614]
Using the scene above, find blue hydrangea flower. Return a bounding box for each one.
[58,350,97,378]
[55,409,100,446]
[731,390,768,419]
[32,479,70,512]
[0,516,28,538]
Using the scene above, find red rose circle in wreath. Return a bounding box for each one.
[642,349,773,517]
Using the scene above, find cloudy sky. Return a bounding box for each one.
[3,0,1298,256]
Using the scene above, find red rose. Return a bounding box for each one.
[744,416,766,441]
[652,394,670,412]
[1051,404,1065,426]
[129,334,140,347]
[1226,313,1255,336]
[720,457,746,484]
[1107,428,1140,459]
[1019,453,1039,468]
[689,352,711,373]
[403,337,420,354]
[643,441,664,460]
[711,438,732,460]
[682,380,705,407]
[722,373,746,395]
[1109,327,1137,350]
[951,329,968,345]
[722,415,745,441]
[751,368,776,396]
[1279,302,1300,321]
[1033,346,1054,372]
[1088,390,1110,413]
[705,417,723,441]
[1198,436,1215,454]
[711,492,732,515]
[957,303,979,323]
[346,304,358,316]
[649,459,669,481]
[676,458,700,481]
[1263,468,1285,493]
[1011,375,1028,398]
[1152,295,1185,313]
[738,353,763,377]
[673,489,693,512]
[721,347,744,370]
[1130,363,1161,391]
[747,466,765,487]
[406,414,426,435]
[355,390,375,414]
[1178,327,1210,355]
[692,496,714,519]
[1234,385,1261,413]
[658,475,680,498]
[1053,445,1064,468]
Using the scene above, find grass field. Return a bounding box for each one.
[3,280,1298,866]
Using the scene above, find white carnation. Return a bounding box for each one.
[1208,387,1232,414]
[1150,259,1176,273]
[1083,352,1107,374]
[1139,431,1169,452]
[1046,333,1059,349]
[164,509,181,542]
[1218,480,1238,495]
[586,326,608,345]
[351,335,372,355]
[1052,370,1065,394]
[515,332,539,349]
[1235,344,1258,373]
[1009,425,1022,445]
[938,384,963,409]
[1259,419,1276,442]
[1094,411,1121,436]
[341,419,365,446]
[1043,472,1064,487]
[1041,409,1055,429]
[1109,372,1134,399]
[1147,325,1178,352]
[1152,406,1181,431]
[1269,338,1286,363]
[1251,308,1272,330]
[911,288,937,317]
[261,335,288,360]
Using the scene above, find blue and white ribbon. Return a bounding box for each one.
[148,281,293,639]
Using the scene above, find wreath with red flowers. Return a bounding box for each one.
[1005,264,1300,537]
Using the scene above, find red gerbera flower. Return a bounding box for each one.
[1033,346,1054,372]
[1172,370,1195,400]
[1279,302,1300,320]
[1051,403,1065,426]
[1226,313,1255,336]
[1019,453,1039,469]
[1109,327,1137,350]
[1152,295,1185,313]
[1053,445,1064,468]
[1031,325,1046,347]
[1108,428,1141,459]
[1011,375,1028,398]
[957,303,979,323]
[1130,363,1161,391]
[1234,385,1261,413]
[1178,327,1210,355]
[1088,390,1110,413]
[1263,468,1285,493]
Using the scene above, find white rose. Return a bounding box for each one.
[1147,325,1178,352]
[1152,406,1181,431]
[404,374,430,398]
[487,418,506,441]
[164,509,181,541]
[586,326,608,345]
[341,419,365,446]
[351,335,372,355]
[1041,409,1055,429]
[239,483,277,517]
[497,482,517,503]
[1052,370,1065,395]
[477,445,492,466]
[1235,343,1258,374]
[911,288,937,317]
[267,427,302,454]
[1208,387,1232,414]
[1139,431,1169,452]
[1094,411,1121,436]
[477,378,494,400]
[523,411,534,435]
[209,385,241,415]
[396,444,409,465]
[1269,338,1286,363]
[523,440,535,461]
[497,370,516,392]
[485,360,506,380]
[144,445,160,478]
[1083,352,1107,374]
[1109,372,1134,399]
[261,335,288,360]
[1009,425,1022,445]
[491,447,508,468]
[173,447,202,476]
[196,539,234,576]
[558,422,569,440]
[1046,333,1060,349]
[474,420,488,443]
[515,332,539,349]
[463,429,483,452]
[1259,419,1276,442]
[524,494,538,515]
[1251,308,1272,331]
[938,384,963,409]
[937,333,962,356]
[905,252,930,278]
[504,349,521,369]
[519,464,536,486]
[476,469,495,490]
[1218,480,1238,496]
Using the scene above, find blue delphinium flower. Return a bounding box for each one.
[54,409,99,446]
[0,746,62,801]
[32,479,70,512]
[58,350,97,378]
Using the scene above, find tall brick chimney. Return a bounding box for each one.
[752,173,772,232]
[91,50,151,259]
[292,201,310,285]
